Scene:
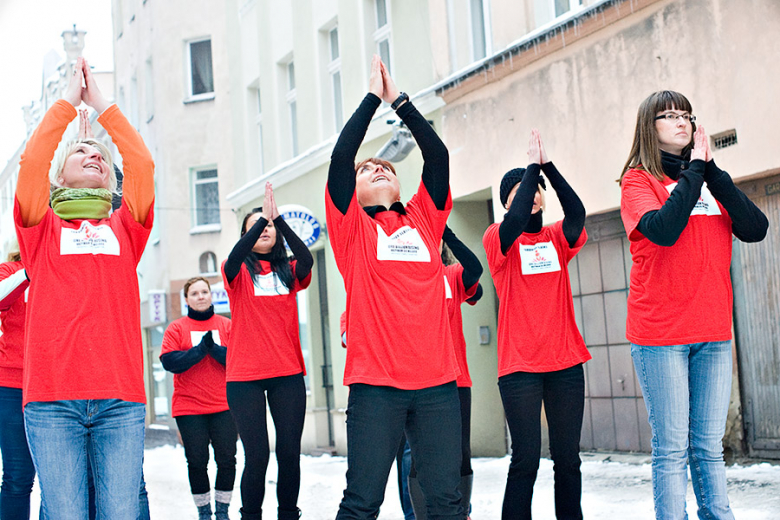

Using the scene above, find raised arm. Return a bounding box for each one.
[442,225,482,290]
[15,58,87,227]
[327,55,383,214]
[380,62,449,209]
[264,182,313,281]
[82,59,154,224]
[224,216,268,284]
[636,126,709,246]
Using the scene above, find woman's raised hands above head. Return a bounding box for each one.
[80,59,111,114]
[368,54,384,99]
[263,182,280,222]
[64,57,85,108]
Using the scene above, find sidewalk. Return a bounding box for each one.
[19,444,780,518]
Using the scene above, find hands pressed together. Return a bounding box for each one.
[690,126,713,163]
[527,128,549,165]
[368,54,402,106]
[262,182,280,222]
[64,56,111,114]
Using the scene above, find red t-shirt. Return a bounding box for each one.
[221,259,310,382]
[0,262,27,389]
[325,181,459,389]
[15,205,152,406]
[443,264,477,387]
[161,315,231,417]
[620,168,734,345]
[484,220,590,376]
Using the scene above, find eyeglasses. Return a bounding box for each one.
[655,112,696,123]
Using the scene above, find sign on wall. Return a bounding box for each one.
[278,204,321,248]
[149,290,166,324]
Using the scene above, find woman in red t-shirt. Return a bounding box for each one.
[161,277,236,520]
[483,130,590,520]
[221,183,313,520]
[619,91,767,520]
[0,248,34,520]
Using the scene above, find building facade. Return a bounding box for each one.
[105,0,780,459]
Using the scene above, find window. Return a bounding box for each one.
[144,58,154,121]
[374,0,392,74]
[191,167,221,229]
[534,0,582,27]
[187,38,214,100]
[253,87,265,173]
[470,0,488,61]
[286,61,299,156]
[328,27,344,131]
[199,251,218,275]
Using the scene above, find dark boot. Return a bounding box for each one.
[459,474,473,519]
[277,507,301,520]
[408,476,427,520]
[215,500,231,520]
[197,503,213,520]
[239,507,262,520]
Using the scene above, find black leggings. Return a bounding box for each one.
[175,410,238,495]
[408,386,472,478]
[226,374,306,515]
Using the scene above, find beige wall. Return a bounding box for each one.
[441,0,780,223]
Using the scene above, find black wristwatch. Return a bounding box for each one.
[391,92,409,110]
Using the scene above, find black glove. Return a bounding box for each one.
[198,331,215,351]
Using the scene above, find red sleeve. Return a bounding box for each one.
[551,221,587,262]
[0,263,27,312]
[160,320,184,356]
[221,317,231,347]
[406,180,452,245]
[482,223,506,274]
[291,259,312,291]
[621,169,663,242]
[325,186,362,264]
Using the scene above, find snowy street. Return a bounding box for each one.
[17,444,780,519]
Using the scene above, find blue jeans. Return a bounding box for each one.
[336,382,463,520]
[24,399,146,520]
[498,365,584,520]
[0,387,36,520]
[632,341,735,520]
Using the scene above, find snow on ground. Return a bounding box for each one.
[17,444,780,519]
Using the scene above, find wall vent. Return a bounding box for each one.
[711,129,738,150]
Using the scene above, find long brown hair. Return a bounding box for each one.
[619,91,696,184]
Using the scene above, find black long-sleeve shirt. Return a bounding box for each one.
[499,162,585,254]
[224,215,313,285]
[328,93,449,215]
[637,152,767,246]
[442,225,482,290]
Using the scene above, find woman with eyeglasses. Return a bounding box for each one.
[483,129,590,520]
[619,91,767,519]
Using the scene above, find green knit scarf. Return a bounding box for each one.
[51,188,112,221]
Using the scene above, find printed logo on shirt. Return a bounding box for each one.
[60,221,120,256]
[443,274,453,300]
[253,272,290,296]
[666,183,722,216]
[190,330,222,347]
[519,241,561,275]
[376,225,431,262]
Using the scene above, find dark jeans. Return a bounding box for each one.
[336,382,464,520]
[396,437,414,520]
[176,411,238,495]
[409,386,473,478]
[0,387,36,520]
[226,374,306,516]
[498,365,584,520]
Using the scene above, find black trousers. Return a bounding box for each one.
[226,374,306,516]
[498,364,585,520]
[175,410,238,495]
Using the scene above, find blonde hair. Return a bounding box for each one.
[52,139,118,194]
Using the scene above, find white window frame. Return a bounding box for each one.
[185,37,215,103]
[144,58,154,122]
[286,60,299,157]
[468,0,492,62]
[328,26,344,132]
[534,0,583,29]
[189,166,222,234]
[254,87,265,173]
[373,0,392,74]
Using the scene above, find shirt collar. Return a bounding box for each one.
[362,201,407,218]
